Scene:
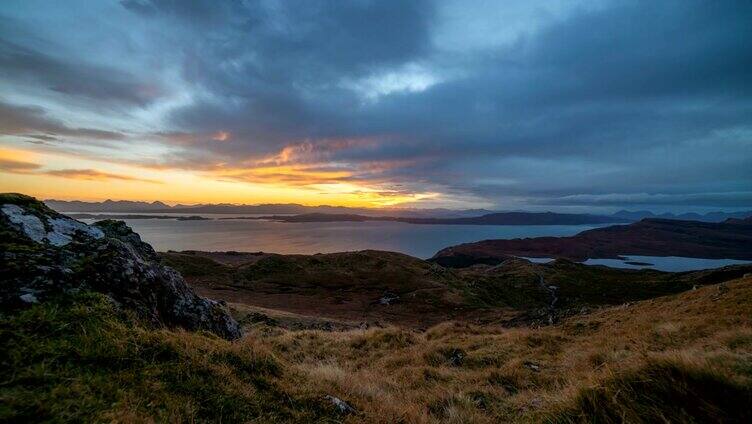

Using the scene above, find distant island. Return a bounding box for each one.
[239,211,626,225]
[68,213,209,221]
[431,217,752,267]
[64,210,626,226]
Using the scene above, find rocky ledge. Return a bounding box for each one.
[0,193,241,340]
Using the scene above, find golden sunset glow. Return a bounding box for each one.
[0,146,437,207]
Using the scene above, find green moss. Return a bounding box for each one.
[0,229,43,253]
[0,193,59,222]
[160,252,233,280]
[91,219,134,238]
[241,256,306,282]
[459,272,551,309]
[0,292,336,423]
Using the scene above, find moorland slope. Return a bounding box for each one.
[2,194,751,423]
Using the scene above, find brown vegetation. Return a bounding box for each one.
[162,250,482,328]
[432,217,752,266]
[4,195,750,422]
[4,274,750,422]
[242,275,752,423]
[163,250,752,328]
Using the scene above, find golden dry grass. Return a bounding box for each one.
[2,277,750,423]
[242,276,752,423]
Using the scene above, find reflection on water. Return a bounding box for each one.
[523,257,556,264]
[79,217,603,259]
[583,256,751,272]
[522,256,750,272]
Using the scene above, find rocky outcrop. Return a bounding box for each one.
[325,395,357,414]
[0,193,241,340]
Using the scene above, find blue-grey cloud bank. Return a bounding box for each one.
[1,0,750,211]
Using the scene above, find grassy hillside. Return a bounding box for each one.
[162,250,476,327]
[3,276,750,422]
[163,250,752,326]
[0,293,336,423]
[245,276,752,423]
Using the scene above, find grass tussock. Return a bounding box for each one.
[550,356,752,423]
[2,277,751,422]
[0,293,336,423]
[245,276,752,423]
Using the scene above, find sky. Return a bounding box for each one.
[0,0,750,211]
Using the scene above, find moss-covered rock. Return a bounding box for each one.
[0,193,240,340]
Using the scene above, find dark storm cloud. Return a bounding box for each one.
[120,0,231,23]
[360,1,752,150]
[531,192,752,209]
[327,0,752,207]
[2,0,750,209]
[0,101,126,141]
[120,0,434,153]
[0,36,163,107]
[123,0,432,74]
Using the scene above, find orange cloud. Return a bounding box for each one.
[0,148,43,173]
[0,158,41,173]
[0,149,162,184]
[43,169,162,184]
[257,138,376,166]
[216,165,352,186]
[212,131,231,142]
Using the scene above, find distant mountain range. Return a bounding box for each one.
[45,199,752,223]
[249,212,625,225]
[44,199,494,219]
[45,199,173,213]
[612,210,752,222]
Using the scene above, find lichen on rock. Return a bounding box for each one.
[0,193,241,340]
[1,204,47,244]
[1,202,104,247]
